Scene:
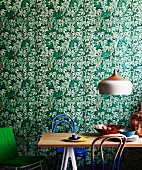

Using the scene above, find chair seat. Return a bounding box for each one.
[56,147,87,163]
[56,148,64,153]
[57,147,86,154]
[74,148,87,154]
[0,156,46,167]
[79,164,111,170]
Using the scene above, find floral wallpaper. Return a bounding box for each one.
[0,0,142,169]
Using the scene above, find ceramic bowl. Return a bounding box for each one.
[119,129,136,137]
[94,124,124,135]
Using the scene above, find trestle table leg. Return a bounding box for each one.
[60,147,77,170]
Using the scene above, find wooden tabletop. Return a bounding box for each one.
[38,133,142,148]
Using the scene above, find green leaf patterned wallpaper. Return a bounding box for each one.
[0,0,142,169]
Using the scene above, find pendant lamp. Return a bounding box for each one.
[98,69,133,95]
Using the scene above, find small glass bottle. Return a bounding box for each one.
[131,102,142,136]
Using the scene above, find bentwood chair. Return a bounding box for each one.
[52,114,87,168]
[79,134,126,170]
[0,127,46,170]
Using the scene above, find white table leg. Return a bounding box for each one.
[60,147,69,170]
[69,148,77,170]
[60,147,77,170]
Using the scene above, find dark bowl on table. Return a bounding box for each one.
[94,124,124,135]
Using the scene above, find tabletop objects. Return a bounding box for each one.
[94,124,124,135]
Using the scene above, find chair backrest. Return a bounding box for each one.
[91,134,126,170]
[0,127,19,163]
[52,114,76,133]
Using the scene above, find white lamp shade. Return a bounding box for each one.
[98,70,133,95]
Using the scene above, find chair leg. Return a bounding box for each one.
[55,153,60,170]
[83,154,87,166]
[40,162,43,170]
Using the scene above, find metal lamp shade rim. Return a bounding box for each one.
[98,80,133,95]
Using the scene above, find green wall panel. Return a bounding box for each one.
[0,0,142,169]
